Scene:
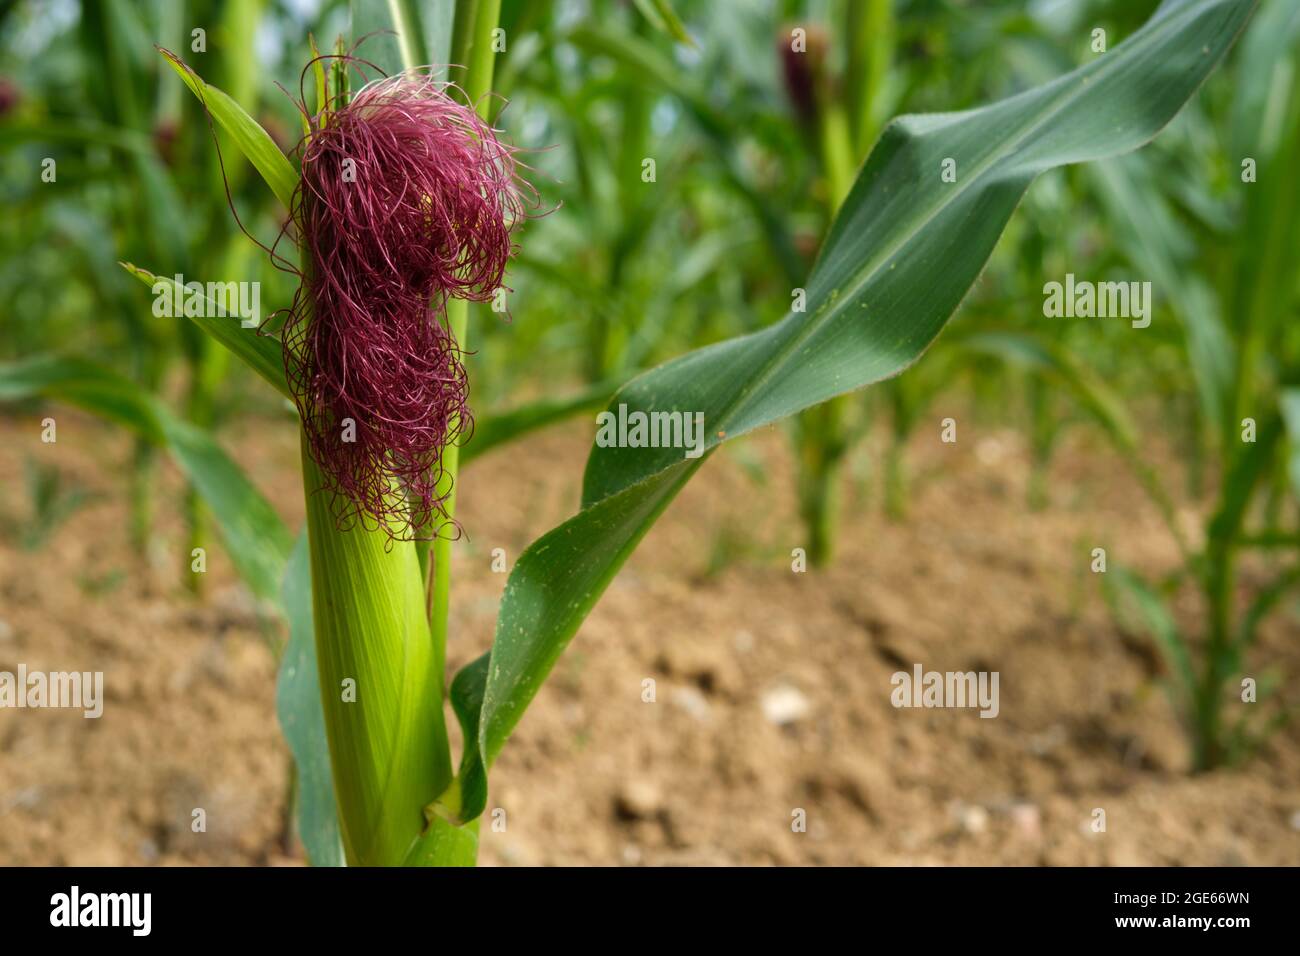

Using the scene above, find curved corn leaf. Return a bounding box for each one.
[158,47,299,211]
[0,356,292,605]
[445,0,1257,823]
[0,354,164,443]
[119,262,291,400]
[276,533,345,866]
[437,651,488,820]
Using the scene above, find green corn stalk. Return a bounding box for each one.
[300,440,458,864]
[296,0,503,866]
[793,0,894,566]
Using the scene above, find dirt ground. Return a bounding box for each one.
[1,400,1298,866]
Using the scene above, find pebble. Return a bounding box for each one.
[761,684,811,726]
[673,685,712,722]
[950,801,989,835]
[614,780,663,820]
[1008,802,1041,839]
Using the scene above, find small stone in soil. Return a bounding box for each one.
[672,685,712,722]
[614,780,663,821]
[761,684,811,726]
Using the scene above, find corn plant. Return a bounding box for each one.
[0,0,279,585]
[29,0,1253,865]
[968,0,1298,769]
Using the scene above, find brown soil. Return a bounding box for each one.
[1,404,1297,866]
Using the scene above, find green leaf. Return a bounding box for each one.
[1282,388,1300,496]
[1087,153,1233,432]
[401,815,478,866]
[632,0,696,48]
[451,0,1258,820]
[276,532,345,866]
[1207,410,1282,547]
[461,379,624,466]
[568,23,805,286]
[431,652,488,821]
[158,47,298,211]
[119,262,291,401]
[156,410,292,604]
[0,355,164,443]
[0,356,291,605]
[350,0,455,76]
[1103,566,1197,714]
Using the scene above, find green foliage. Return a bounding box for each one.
[158,47,298,210]
[276,534,345,868]
[444,0,1258,822]
[1,458,96,551]
[0,355,292,605]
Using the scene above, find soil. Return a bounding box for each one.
[1,402,1298,866]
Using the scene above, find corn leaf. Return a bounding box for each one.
[0,354,164,443]
[1282,388,1300,496]
[119,262,291,400]
[446,0,1259,823]
[568,23,804,285]
[0,356,291,605]
[276,533,345,866]
[158,47,299,211]
[400,813,478,866]
[1102,567,1196,716]
[350,0,455,76]
[632,0,696,48]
